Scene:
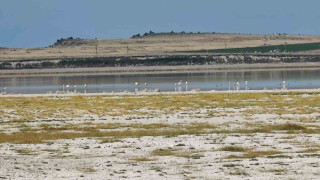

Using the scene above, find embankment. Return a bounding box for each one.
[0,53,320,75]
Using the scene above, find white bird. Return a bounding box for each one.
[73,85,77,89]
[134,82,139,86]
[145,83,149,86]
[186,81,188,85]
[236,82,240,91]
[66,84,70,88]
[84,84,87,87]
[282,81,286,90]
[178,80,182,85]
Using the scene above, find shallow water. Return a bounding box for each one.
[0,69,320,94]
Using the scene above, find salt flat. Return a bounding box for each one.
[0,91,320,179]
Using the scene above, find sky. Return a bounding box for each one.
[1,0,320,48]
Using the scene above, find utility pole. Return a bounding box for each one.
[264,35,267,45]
[95,38,98,56]
[127,45,129,56]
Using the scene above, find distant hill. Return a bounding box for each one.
[1,33,320,61]
[49,37,94,47]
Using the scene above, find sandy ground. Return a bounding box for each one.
[1,33,320,61]
[0,90,320,179]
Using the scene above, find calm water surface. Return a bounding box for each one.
[0,69,320,94]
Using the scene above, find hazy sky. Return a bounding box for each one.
[1,0,320,48]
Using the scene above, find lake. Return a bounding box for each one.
[0,68,320,94]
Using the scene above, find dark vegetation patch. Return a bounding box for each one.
[131,31,220,38]
[49,37,88,47]
[218,146,248,152]
[183,42,320,53]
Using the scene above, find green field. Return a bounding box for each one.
[183,42,320,53]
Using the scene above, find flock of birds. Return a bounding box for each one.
[62,83,87,91]
[0,80,289,94]
[134,80,188,87]
[134,82,149,86]
[174,80,188,86]
[59,80,287,92]
[56,81,189,94]
[133,80,188,87]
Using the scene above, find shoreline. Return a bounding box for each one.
[1,62,320,75]
[1,88,320,98]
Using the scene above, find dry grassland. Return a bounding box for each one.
[1,34,320,61]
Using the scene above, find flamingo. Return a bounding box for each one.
[73,85,77,93]
[84,84,87,94]
[282,81,286,90]
[185,81,188,91]
[236,82,240,91]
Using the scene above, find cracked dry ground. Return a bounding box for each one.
[0,92,320,179]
